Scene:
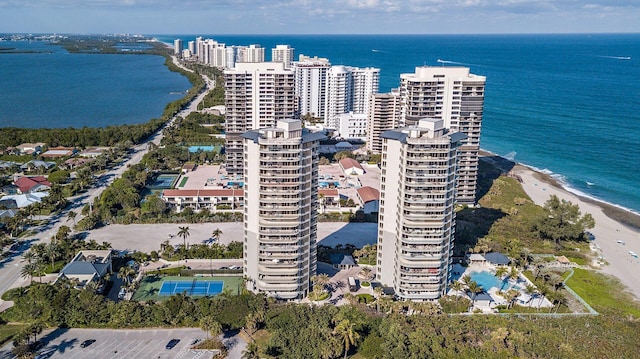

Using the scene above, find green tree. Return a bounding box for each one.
[200,315,222,339]
[495,266,509,291]
[211,228,222,241]
[466,281,483,308]
[533,195,596,245]
[333,319,360,359]
[177,226,190,254]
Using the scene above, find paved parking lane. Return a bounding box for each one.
[0,328,216,359]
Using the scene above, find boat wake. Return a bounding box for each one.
[437,59,479,67]
[597,55,632,60]
[372,49,387,53]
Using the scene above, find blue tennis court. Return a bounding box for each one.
[159,279,224,296]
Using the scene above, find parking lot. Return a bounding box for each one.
[0,328,215,359]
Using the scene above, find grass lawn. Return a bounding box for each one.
[178,176,189,187]
[132,275,243,301]
[565,268,640,317]
[0,324,27,346]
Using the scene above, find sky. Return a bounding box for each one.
[0,0,639,35]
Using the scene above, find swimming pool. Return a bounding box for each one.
[319,181,340,188]
[469,271,518,291]
[227,181,244,188]
[188,145,216,153]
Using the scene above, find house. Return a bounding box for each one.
[339,158,364,177]
[0,161,19,170]
[20,160,56,172]
[0,192,48,208]
[62,157,93,170]
[55,250,113,289]
[14,176,51,194]
[356,186,380,214]
[16,142,45,155]
[41,146,76,158]
[318,189,340,212]
[162,189,244,212]
[78,147,111,158]
[0,209,17,220]
[467,253,487,265]
[484,252,511,266]
[330,253,357,270]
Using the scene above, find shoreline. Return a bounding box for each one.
[484,155,640,300]
[480,150,640,230]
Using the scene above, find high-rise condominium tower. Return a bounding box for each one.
[366,90,401,153]
[399,66,486,205]
[242,119,325,300]
[325,66,379,129]
[292,55,331,119]
[377,118,465,301]
[224,62,297,175]
[173,39,183,55]
[271,45,295,69]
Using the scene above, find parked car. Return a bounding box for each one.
[118,288,126,300]
[80,339,96,348]
[165,339,180,349]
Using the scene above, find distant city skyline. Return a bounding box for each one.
[0,0,639,35]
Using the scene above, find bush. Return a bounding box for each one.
[357,294,374,304]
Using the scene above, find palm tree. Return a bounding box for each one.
[67,210,77,226]
[508,266,519,290]
[211,228,222,242]
[360,266,372,281]
[311,273,330,299]
[45,241,58,271]
[466,281,483,309]
[21,262,38,285]
[177,226,190,254]
[505,289,520,309]
[524,284,537,305]
[461,274,472,287]
[449,280,464,303]
[242,342,260,359]
[200,315,221,340]
[118,266,136,286]
[333,319,360,359]
[494,266,509,291]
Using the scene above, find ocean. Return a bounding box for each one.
[0,40,191,129]
[2,34,640,214]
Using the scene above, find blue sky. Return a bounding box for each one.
[1,0,639,34]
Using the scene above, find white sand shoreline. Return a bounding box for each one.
[510,164,640,300]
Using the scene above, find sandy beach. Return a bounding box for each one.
[511,164,640,300]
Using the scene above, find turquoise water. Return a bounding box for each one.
[0,40,191,128]
[188,145,215,153]
[226,181,244,188]
[470,271,520,291]
[3,34,640,213]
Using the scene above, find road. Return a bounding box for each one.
[0,63,213,302]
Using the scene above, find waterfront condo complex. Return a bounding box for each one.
[399,66,486,205]
[241,119,326,299]
[376,118,466,300]
[224,62,297,175]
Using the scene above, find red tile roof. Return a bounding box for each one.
[319,189,339,197]
[339,158,363,171]
[356,186,380,203]
[14,176,51,193]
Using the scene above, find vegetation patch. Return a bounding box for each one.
[566,268,640,317]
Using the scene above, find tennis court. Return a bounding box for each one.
[159,279,224,296]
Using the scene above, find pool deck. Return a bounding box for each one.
[452,263,553,312]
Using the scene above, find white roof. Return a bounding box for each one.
[468,253,485,261]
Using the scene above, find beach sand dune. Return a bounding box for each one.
[512,165,640,300]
